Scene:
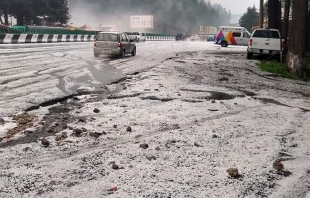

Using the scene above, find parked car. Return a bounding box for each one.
[176,33,186,41]
[207,35,216,42]
[247,28,282,59]
[191,34,199,41]
[93,32,136,58]
[126,32,146,42]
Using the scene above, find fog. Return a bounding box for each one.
[69,0,231,34]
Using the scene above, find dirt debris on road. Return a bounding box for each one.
[0,51,310,197]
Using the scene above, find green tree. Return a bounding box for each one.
[46,0,69,25]
[239,6,259,32]
[4,0,69,26]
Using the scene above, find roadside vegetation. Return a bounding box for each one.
[258,59,310,81]
[259,61,299,80]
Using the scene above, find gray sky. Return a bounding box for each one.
[209,0,259,14]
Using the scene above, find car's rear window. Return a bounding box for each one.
[96,33,118,42]
[252,30,280,38]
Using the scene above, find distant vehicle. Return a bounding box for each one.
[176,33,186,41]
[215,26,251,47]
[207,35,216,42]
[247,28,282,59]
[93,32,136,58]
[126,32,146,42]
[191,34,200,41]
[199,25,217,41]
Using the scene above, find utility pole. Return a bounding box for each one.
[259,0,264,28]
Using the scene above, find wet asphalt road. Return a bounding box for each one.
[0,41,247,116]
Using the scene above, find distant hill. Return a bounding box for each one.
[230,14,243,24]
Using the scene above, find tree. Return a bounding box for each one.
[0,0,9,25]
[46,0,69,25]
[282,0,291,52]
[2,0,69,26]
[267,0,281,29]
[287,0,308,77]
[239,6,259,32]
[304,1,310,53]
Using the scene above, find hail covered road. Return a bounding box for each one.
[0,41,246,116]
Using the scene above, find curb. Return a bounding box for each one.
[0,34,96,44]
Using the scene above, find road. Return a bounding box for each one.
[0,45,309,197]
[0,41,246,116]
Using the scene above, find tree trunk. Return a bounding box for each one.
[259,0,264,28]
[268,0,280,29]
[3,8,9,26]
[304,1,310,53]
[0,16,3,24]
[308,3,310,52]
[17,15,24,26]
[283,0,291,52]
[287,0,308,77]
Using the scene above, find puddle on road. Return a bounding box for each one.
[180,89,239,100]
[55,59,126,95]
[209,91,236,100]
[0,66,129,148]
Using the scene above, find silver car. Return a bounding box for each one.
[93,32,136,58]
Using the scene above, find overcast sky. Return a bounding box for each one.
[209,0,259,14]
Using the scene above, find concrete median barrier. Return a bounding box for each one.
[0,34,95,44]
[0,34,174,44]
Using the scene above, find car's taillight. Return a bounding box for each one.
[249,39,253,46]
[118,42,122,47]
[282,40,285,50]
[94,42,97,47]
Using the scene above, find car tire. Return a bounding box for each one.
[131,47,136,56]
[120,50,125,58]
[221,41,228,47]
[247,52,253,59]
[94,53,99,58]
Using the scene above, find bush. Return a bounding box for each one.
[301,54,310,81]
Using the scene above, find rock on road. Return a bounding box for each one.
[0,41,246,116]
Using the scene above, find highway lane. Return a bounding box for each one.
[0,41,247,116]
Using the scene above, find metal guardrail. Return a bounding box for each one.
[146,36,175,41]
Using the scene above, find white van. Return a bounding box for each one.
[215,26,251,47]
[247,28,282,59]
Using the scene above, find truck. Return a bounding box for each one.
[199,25,218,41]
[215,26,251,47]
[247,28,283,60]
[126,32,146,42]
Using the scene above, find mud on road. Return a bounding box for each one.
[0,51,310,197]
